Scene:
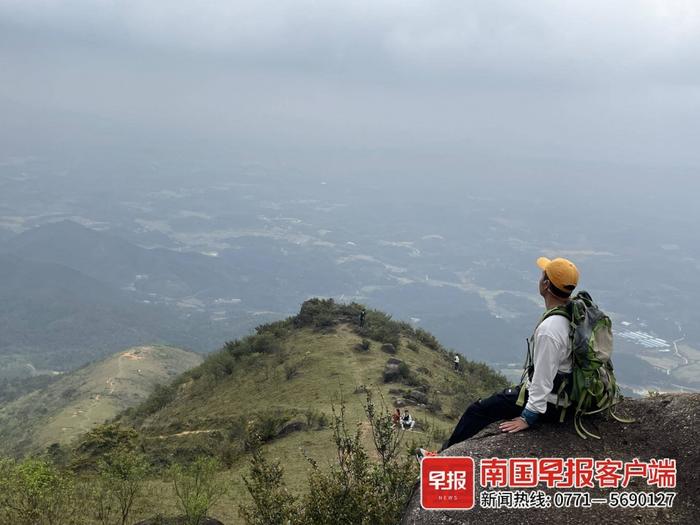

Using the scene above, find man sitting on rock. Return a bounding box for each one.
[416,256,578,459]
[401,409,416,430]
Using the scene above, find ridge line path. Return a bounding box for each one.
[150,429,222,439]
[672,337,689,366]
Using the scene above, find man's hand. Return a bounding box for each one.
[499,417,529,433]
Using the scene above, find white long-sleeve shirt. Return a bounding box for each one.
[524,314,572,415]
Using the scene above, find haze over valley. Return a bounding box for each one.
[1,153,698,397]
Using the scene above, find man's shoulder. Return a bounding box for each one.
[536,314,570,340]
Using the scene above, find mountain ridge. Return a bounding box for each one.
[0,344,202,457]
[93,299,509,508]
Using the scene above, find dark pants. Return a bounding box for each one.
[440,385,569,452]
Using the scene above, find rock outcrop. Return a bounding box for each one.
[383,358,403,382]
[401,393,699,525]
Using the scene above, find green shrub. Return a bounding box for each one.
[245,410,294,445]
[396,363,421,387]
[136,383,177,417]
[72,424,139,472]
[255,319,293,339]
[176,330,286,397]
[294,298,374,331]
[414,328,443,352]
[445,361,509,419]
[312,311,336,331]
[357,310,402,347]
[416,366,432,377]
[299,394,417,525]
[205,351,237,378]
[294,298,339,328]
[304,409,329,430]
[221,332,282,361]
[93,449,149,525]
[238,437,300,525]
[45,443,70,468]
[282,353,309,381]
[426,398,442,414]
[252,333,282,354]
[239,392,418,525]
[284,361,301,380]
[397,362,411,378]
[0,457,81,525]
[463,361,509,392]
[354,339,372,352]
[168,457,226,525]
[223,338,253,360]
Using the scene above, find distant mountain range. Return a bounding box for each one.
[2,219,242,299]
[0,221,280,374]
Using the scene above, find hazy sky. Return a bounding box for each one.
[1,1,699,172]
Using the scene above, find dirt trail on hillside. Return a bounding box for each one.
[150,429,221,439]
[75,347,139,432]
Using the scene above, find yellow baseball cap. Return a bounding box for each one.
[537,257,579,296]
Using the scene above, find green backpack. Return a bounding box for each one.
[517,290,634,439]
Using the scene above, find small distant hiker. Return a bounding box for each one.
[359,309,366,327]
[417,256,580,459]
[401,409,415,430]
[392,408,401,428]
[453,354,460,371]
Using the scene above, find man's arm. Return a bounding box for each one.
[521,332,561,425]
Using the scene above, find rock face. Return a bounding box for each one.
[407,389,429,405]
[400,393,699,525]
[381,343,397,354]
[384,359,403,382]
[277,420,307,437]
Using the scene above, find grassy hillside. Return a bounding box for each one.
[0,345,202,457]
[100,299,509,523]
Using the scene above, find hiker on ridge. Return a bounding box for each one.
[417,256,578,459]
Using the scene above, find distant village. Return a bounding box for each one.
[615,321,671,351]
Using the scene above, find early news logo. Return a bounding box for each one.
[420,457,475,510]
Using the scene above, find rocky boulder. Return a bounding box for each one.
[381,343,397,354]
[277,420,307,437]
[384,359,404,382]
[407,390,429,405]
